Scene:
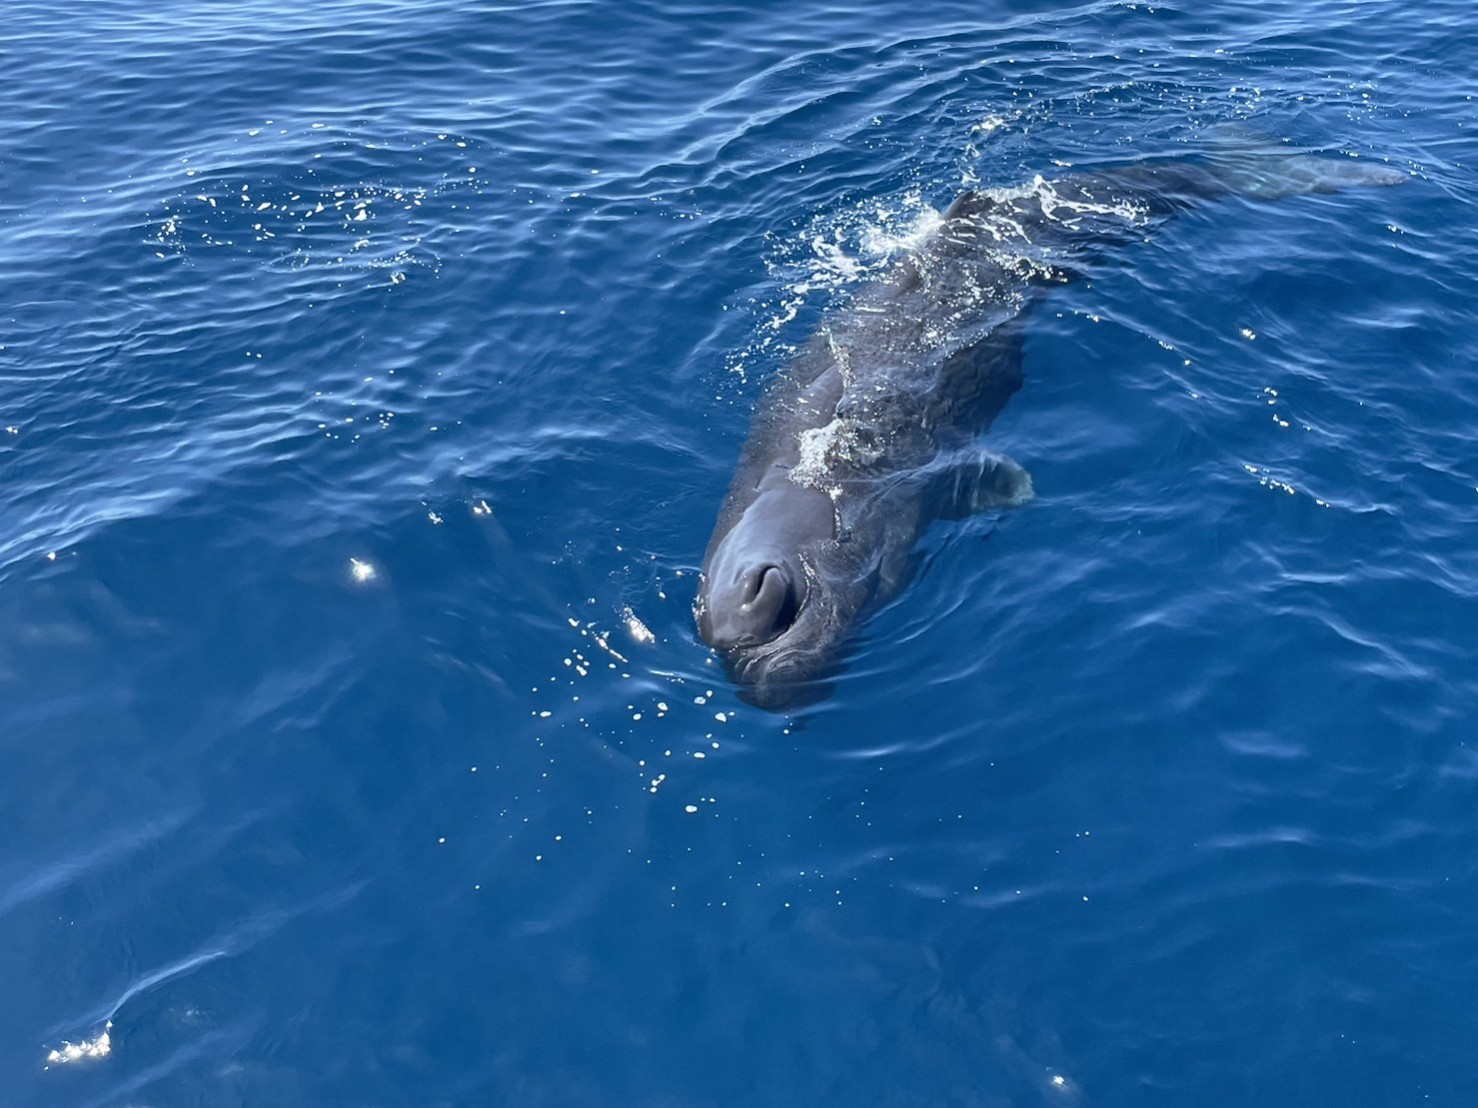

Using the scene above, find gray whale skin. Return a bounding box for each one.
[695,144,1405,708]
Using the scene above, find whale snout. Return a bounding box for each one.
[696,482,837,705]
[698,561,802,650]
[696,552,842,709]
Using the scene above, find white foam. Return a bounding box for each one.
[791,418,851,489]
[45,1022,112,1067]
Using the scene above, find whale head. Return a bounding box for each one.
[696,481,868,708]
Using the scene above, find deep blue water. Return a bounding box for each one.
[3,0,1476,1103]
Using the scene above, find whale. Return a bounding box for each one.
[695,143,1405,707]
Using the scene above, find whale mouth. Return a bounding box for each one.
[726,634,834,710]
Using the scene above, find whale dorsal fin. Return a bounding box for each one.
[942,190,997,222]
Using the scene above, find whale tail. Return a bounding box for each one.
[1201,133,1408,199]
[1082,131,1408,213]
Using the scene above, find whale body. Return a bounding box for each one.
[695,145,1405,707]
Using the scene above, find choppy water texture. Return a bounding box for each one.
[2,1,1475,1104]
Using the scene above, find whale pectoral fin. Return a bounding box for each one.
[935,451,1035,519]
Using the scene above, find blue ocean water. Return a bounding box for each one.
[3,0,1475,1103]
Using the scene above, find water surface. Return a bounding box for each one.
[3,0,1476,1104]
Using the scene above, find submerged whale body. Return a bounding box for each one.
[695,145,1405,708]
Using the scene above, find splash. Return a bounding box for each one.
[727,192,955,380]
[45,1022,112,1067]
